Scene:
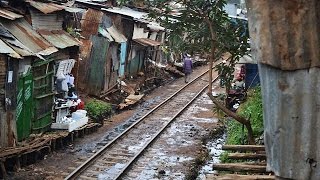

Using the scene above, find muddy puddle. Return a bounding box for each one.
[197,133,226,179]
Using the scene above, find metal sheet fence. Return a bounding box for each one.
[259,63,320,179]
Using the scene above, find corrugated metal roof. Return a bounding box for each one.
[0,9,23,20]
[133,38,161,46]
[106,25,127,43]
[64,6,85,13]
[0,39,21,58]
[4,37,36,57]
[38,30,80,49]
[102,7,165,31]
[2,19,58,56]
[76,0,111,8]
[0,23,35,57]
[247,0,320,71]
[102,7,148,20]
[26,0,65,14]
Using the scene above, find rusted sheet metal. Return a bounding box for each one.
[38,30,80,49]
[247,0,320,71]
[26,0,64,14]
[80,8,103,39]
[258,63,320,179]
[0,39,21,59]
[2,19,58,56]
[0,24,35,57]
[0,9,23,20]
[133,38,161,47]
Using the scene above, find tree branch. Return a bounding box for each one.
[207,92,255,145]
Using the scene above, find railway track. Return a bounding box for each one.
[65,66,219,180]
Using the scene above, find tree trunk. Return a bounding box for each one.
[208,48,214,94]
[207,92,255,144]
[203,15,254,145]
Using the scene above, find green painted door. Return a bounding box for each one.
[32,62,54,134]
[16,71,33,141]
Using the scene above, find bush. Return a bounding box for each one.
[85,99,112,121]
[226,86,263,144]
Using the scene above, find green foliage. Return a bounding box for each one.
[226,86,263,144]
[146,0,249,90]
[219,151,234,163]
[85,99,112,120]
[66,27,81,39]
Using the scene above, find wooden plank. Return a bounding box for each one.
[222,145,265,152]
[206,174,275,180]
[212,163,267,173]
[228,153,266,160]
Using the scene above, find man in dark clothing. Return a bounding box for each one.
[183,53,193,83]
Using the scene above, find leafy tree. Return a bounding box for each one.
[146,0,254,144]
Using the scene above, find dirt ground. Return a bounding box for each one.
[7,63,221,180]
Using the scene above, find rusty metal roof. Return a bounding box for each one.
[0,9,23,20]
[0,39,21,58]
[133,38,161,46]
[2,19,58,56]
[38,30,80,49]
[26,0,65,14]
[0,23,35,57]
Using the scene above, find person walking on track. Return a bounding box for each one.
[183,53,193,83]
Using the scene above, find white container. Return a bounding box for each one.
[77,110,87,117]
[72,112,83,120]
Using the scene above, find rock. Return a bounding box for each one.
[158,170,166,175]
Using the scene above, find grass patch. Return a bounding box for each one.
[226,86,263,145]
[85,99,112,122]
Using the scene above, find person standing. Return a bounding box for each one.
[183,53,193,83]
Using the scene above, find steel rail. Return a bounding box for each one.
[114,75,219,179]
[65,67,216,180]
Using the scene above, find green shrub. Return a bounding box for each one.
[226,86,263,144]
[85,99,112,120]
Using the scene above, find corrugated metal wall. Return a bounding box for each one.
[259,63,320,179]
[87,35,109,96]
[247,0,320,179]
[30,10,63,30]
[127,49,144,76]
